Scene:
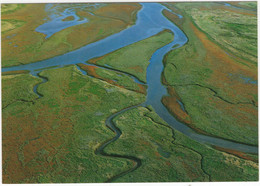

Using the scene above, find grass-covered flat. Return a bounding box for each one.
[2,73,41,109]
[104,106,258,182]
[189,4,257,64]
[88,30,174,83]
[1,3,141,67]
[1,4,25,14]
[2,65,145,183]
[162,2,257,145]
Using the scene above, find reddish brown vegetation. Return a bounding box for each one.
[1,4,47,66]
[93,3,141,25]
[77,63,146,94]
[165,161,172,167]
[137,84,146,95]
[128,65,144,73]
[2,70,29,75]
[62,16,74,21]
[162,87,191,125]
[214,146,258,163]
[162,9,184,29]
[88,56,105,64]
[2,103,74,183]
[190,22,257,104]
[196,3,255,16]
[221,6,256,16]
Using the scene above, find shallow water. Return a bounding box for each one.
[35,4,88,39]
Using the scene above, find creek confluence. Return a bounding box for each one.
[2,3,258,154]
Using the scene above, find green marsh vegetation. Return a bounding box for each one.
[1,4,25,15]
[104,106,258,181]
[3,66,257,183]
[162,2,258,145]
[228,1,257,11]
[2,2,258,183]
[2,65,146,183]
[2,73,41,109]
[189,5,257,64]
[89,30,174,83]
[1,19,25,33]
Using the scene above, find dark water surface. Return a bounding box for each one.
[2,3,258,154]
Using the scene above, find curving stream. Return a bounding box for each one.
[2,2,258,181]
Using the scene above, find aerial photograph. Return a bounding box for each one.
[1,0,258,183]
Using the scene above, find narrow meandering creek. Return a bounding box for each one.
[2,2,258,181]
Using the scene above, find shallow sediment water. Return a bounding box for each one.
[223,2,256,11]
[2,3,258,154]
[35,4,98,38]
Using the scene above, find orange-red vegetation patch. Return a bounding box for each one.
[66,16,125,51]
[2,100,75,183]
[1,4,47,67]
[77,11,92,18]
[162,9,184,29]
[214,99,257,128]
[190,22,257,102]
[228,1,240,6]
[128,65,144,73]
[77,63,146,94]
[2,70,30,75]
[77,63,99,78]
[155,152,161,159]
[191,22,250,73]
[88,56,105,65]
[165,161,172,167]
[62,16,75,21]
[137,83,146,95]
[167,86,177,97]
[228,1,257,11]
[194,3,255,16]
[93,3,141,25]
[214,146,258,163]
[162,86,191,125]
[162,96,191,125]
[180,159,200,180]
[190,22,255,75]
[140,140,150,146]
[161,74,169,86]
[221,6,256,16]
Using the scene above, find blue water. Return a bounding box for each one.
[163,3,183,19]
[35,4,89,39]
[224,2,256,11]
[6,33,16,39]
[177,100,186,112]
[3,3,165,74]
[75,65,87,76]
[240,76,257,85]
[229,73,257,85]
[104,64,112,68]
[2,3,257,154]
